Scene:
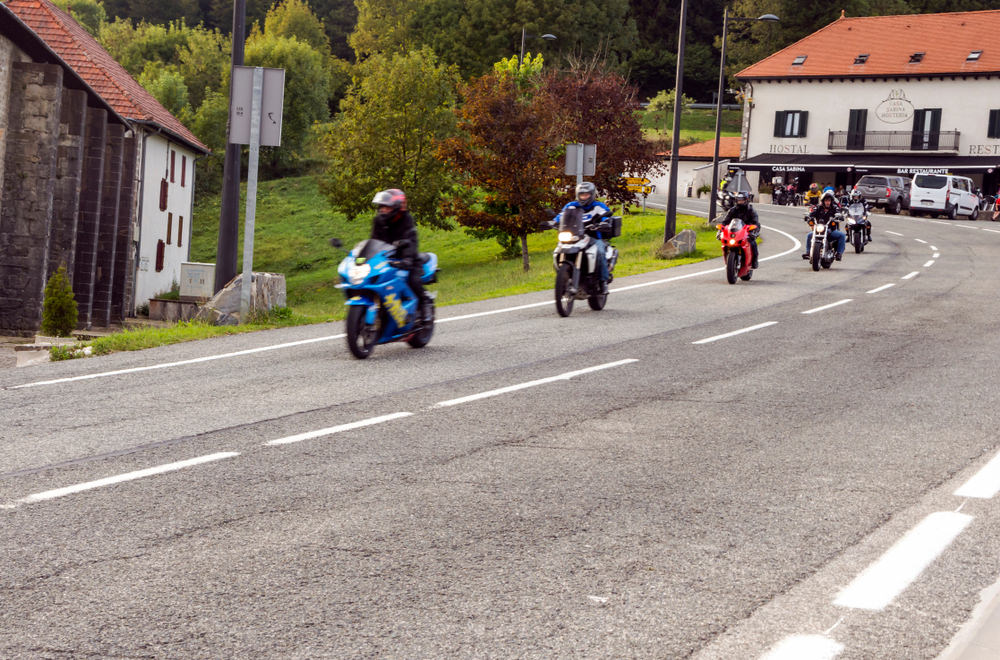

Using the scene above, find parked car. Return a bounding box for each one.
[908,173,980,220]
[852,175,911,214]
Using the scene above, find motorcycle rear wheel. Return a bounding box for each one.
[407,302,434,348]
[587,290,607,310]
[555,262,575,317]
[726,250,740,284]
[346,305,378,359]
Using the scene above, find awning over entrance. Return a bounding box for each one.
[734,153,1000,174]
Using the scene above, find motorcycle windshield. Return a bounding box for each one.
[353,238,394,260]
[559,207,584,237]
[849,203,865,218]
[728,218,744,232]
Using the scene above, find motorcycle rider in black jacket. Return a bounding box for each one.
[369,188,432,322]
[723,191,760,269]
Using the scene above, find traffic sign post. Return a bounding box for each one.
[229,66,285,321]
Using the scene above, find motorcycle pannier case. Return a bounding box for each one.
[608,216,622,238]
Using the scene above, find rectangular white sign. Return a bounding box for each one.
[229,66,285,147]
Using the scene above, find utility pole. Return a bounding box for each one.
[664,0,687,243]
[214,0,246,293]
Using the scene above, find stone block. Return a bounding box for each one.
[657,229,698,260]
[195,272,287,325]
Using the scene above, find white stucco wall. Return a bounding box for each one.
[134,132,196,306]
[744,78,1000,160]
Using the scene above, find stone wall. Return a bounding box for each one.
[0,62,62,334]
[48,87,87,279]
[111,132,136,322]
[91,122,124,328]
[72,107,106,328]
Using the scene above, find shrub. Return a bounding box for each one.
[41,264,78,337]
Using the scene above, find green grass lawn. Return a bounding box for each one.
[640,107,742,144]
[191,175,721,321]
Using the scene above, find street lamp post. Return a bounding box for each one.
[519,27,557,67]
[663,0,688,242]
[708,9,779,223]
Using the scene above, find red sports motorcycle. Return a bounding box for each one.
[716,216,757,284]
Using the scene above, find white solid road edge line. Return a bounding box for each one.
[17,452,240,505]
[761,634,844,660]
[833,511,973,611]
[955,449,1000,499]
[435,359,638,408]
[867,283,896,294]
[885,231,904,236]
[802,299,853,315]
[924,260,936,268]
[265,412,414,446]
[902,271,920,280]
[914,238,928,244]
[692,321,778,345]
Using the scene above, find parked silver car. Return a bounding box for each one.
[852,175,911,214]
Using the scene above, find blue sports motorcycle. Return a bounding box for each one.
[333,238,439,359]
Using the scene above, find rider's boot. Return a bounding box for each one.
[419,295,434,323]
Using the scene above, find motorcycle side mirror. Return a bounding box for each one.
[329,237,343,248]
[543,208,557,219]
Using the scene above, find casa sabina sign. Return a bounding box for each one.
[875,89,914,124]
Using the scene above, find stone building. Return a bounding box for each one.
[0,0,209,335]
[0,3,131,335]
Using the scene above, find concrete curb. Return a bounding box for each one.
[938,575,1000,659]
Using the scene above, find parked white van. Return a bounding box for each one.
[909,174,980,220]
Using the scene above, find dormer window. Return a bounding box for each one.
[968,50,983,61]
[854,54,869,64]
[909,52,924,63]
[792,55,807,66]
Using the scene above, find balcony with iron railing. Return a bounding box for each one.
[827,130,960,153]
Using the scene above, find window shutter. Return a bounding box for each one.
[170,150,176,183]
[798,112,809,137]
[155,240,165,272]
[167,213,172,245]
[159,178,168,211]
[178,216,183,248]
[181,156,187,187]
[774,111,785,137]
[989,110,1000,139]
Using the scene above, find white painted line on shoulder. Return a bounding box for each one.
[435,359,638,407]
[9,334,345,390]
[761,634,843,660]
[802,299,853,315]
[902,271,919,280]
[692,322,778,345]
[17,452,240,505]
[955,224,981,230]
[930,245,938,251]
[885,231,904,236]
[983,229,1000,234]
[929,220,952,226]
[867,283,896,294]
[933,252,940,258]
[833,511,972,611]
[914,238,928,244]
[955,450,1000,499]
[265,412,413,446]
[923,260,935,268]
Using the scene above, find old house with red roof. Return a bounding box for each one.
[734,9,1000,204]
[0,0,209,334]
[653,136,743,200]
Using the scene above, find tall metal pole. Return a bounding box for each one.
[709,7,729,223]
[664,0,687,242]
[214,0,246,294]
[519,26,526,67]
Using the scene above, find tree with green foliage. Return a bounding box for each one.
[319,47,459,227]
[307,0,358,61]
[259,0,331,52]
[41,264,78,337]
[52,0,106,36]
[138,63,192,119]
[437,70,563,271]
[647,88,695,133]
[99,19,193,77]
[176,25,229,109]
[245,32,332,175]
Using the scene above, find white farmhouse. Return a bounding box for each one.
[734,9,1000,200]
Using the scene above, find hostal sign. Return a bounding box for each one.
[875,89,914,124]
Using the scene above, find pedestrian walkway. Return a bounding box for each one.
[939,576,1000,659]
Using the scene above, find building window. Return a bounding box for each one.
[170,150,176,183]
[178,216,184,247]
[911,108,942,150]
[909,52,924,63]
[774,111,808,138]
[181,155,187,187]
[989,109,1000,139]
[853,54,869,64]
[968,50,983,62]
[792,55,807,65]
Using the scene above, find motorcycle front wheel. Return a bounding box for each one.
[346,305,378,359]
[587,282,607,310]
[726,250,740,284]
[555,262,575,317]
[853,231,863,253]
[811,243,821,271]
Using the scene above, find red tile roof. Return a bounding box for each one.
[660,136,742,160]
[737,10,1000,80]
[7,0,209,153]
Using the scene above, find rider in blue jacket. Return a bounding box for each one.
[557,182,612,293]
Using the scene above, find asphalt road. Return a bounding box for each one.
[3,203,1000,658]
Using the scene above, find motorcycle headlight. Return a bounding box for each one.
[558,231,578,243]
[347,263,371,284]
[815,224,827,234]
[728,238,737,246]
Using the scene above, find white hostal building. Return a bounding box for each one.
[733,9,1000,199]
